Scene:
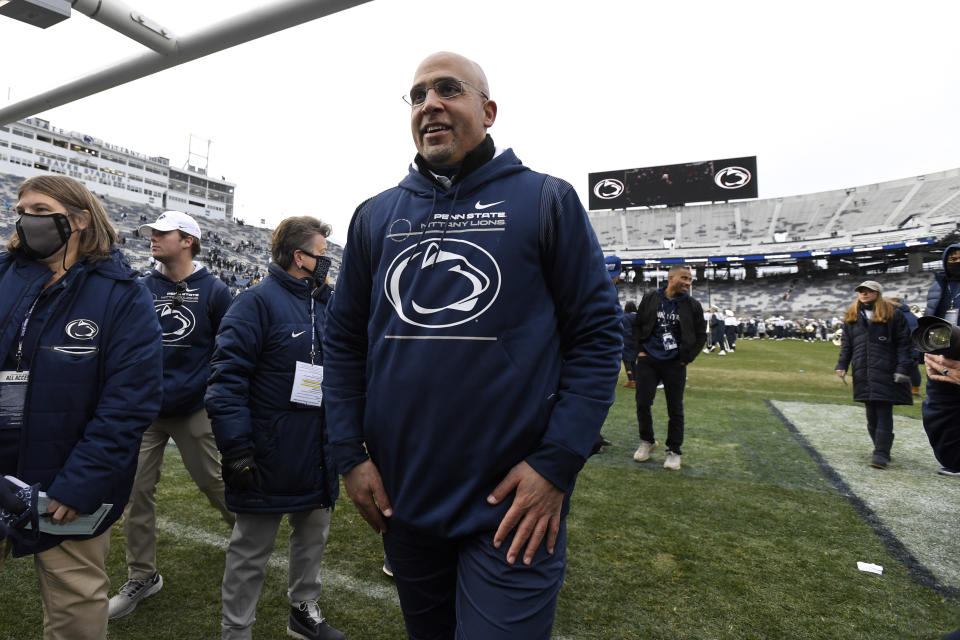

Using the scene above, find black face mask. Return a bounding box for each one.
[16,212,74,260]
[299,251,331,285]
[945,262,960,280]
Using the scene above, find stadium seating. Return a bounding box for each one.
[596,166,960,255]
[0,172,344,290]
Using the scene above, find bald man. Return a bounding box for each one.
[323,52,621,639]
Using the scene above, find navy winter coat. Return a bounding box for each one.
[206,263,338,514]
[835,304,913,405]
[0,250,162,556]
[924,242,960,318]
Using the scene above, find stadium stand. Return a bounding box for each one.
[597,166,960,256]
[0,171,343,292]
[616,271,934,318]
[597,167,960,317]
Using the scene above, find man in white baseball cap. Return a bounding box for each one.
[138,210,202,241]
[110,210,234,620]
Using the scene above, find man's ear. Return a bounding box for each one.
[483,99,498,128]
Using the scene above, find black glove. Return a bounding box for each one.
[222,454,261,493]
[0,476,40,542]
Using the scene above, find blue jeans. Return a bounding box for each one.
[382,520,567,640]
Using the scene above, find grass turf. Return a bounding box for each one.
[0,339,957,638]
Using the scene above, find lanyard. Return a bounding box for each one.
[309,296,318,365]
[15,297,42,372]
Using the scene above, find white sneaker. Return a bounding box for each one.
[108,572,163,620]
[718,350,726,356]
[664,451,682,470]
[633,440,658,462]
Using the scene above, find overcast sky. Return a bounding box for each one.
[2,0,958,244]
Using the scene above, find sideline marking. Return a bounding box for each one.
[155,517,575,639]
[769,400,960,595]
[156,517,399,603]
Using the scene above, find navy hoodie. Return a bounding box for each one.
[142,265,232,416]
[323,148,621,537]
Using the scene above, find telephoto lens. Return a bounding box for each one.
[912,316,960,359]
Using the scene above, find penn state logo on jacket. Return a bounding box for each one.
[384,239,501,329]
[154,301,196,343]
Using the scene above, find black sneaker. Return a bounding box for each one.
[869,453,889,469]
[108,572,163,620]
[287,601,345,640]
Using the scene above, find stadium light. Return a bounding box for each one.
[0,0,70,28]
[0,0,176,52]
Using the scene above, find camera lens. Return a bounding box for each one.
[926,325,954,349]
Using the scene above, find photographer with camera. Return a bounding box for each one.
[919,244,960,477]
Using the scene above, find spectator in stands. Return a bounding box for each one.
[921,243,960,476]
[322,51,620,639]
[0,174,162,639]
[834,281,913,469]
[107,211,235,620]
[621,301,638,387]
[206,216,343,640]
[632,265,707,470]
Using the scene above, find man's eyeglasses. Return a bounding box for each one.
[172,281,187,307]
[403,78,488,107]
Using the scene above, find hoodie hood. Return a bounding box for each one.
[942,243,960,277]
[401,146,528,201]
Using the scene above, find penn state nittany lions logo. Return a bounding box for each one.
[714,166,751,189]
[65,319,98,340]
[154,302,196,343]
[385,239,501,328]
[593,178,624,200]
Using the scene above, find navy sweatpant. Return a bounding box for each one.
[382,520,567,640]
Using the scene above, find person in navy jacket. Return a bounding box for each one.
[921,244,960,475]
[206,216,343,640]
[835,281,913,469]
[108,211,235,621]
[0,175,162,640]
[323,52,621,640]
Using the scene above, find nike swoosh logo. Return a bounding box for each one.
[475,200,505,210]
[291,331,306,338]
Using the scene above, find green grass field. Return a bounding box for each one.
[1,339,958,639]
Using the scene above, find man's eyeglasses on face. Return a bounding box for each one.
[403,78,489,107]
[172,281,187,307]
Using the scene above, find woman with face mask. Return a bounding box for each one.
[834,281,913,469]
[0,174,162,639]
[205,216,344,640]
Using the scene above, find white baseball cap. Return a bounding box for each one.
[139,211,201,240]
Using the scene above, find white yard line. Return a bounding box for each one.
[156,517,399,603]
[155,516,575,639]
[772,400,960,592]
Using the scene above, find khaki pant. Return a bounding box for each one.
[221,509,332,640]
[123,408,235,579]
[35,532,111,640]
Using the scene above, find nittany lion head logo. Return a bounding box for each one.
[714,166,751,189]
[65,319,98,340]
[593,178,625,200]
[384,239,501,328]
[154,302,196,343]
